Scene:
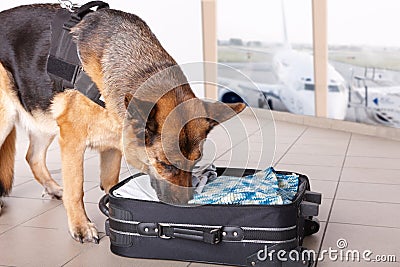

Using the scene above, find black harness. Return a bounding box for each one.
[47,1,109,107]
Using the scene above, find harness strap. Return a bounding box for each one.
[47,1,109,107]
[70,1,110,21]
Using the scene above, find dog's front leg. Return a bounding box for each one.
[59,129,99,243]
[100,148,122,193]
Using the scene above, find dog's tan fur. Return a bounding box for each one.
[0,126,16,196]
[0,66,17,194]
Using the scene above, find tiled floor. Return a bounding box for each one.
[0,111,400,266]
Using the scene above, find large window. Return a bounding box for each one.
[328,0,400,128]
[218,0,400,129]
[217,0,314,113]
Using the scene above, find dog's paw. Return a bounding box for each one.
[42,185,63,200]
[69,221,100,244]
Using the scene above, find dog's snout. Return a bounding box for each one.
[150,172,193,205]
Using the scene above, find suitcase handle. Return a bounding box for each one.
[157,223,222,244]
[99,194,110,217]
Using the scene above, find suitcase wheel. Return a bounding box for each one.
[304,217,320,236]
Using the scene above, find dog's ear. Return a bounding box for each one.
[203,101,246,128]
[124,93,158,144]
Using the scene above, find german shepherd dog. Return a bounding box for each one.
[0,4,245,243]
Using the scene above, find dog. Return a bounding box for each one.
[0,4,245,243]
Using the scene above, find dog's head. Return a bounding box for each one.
[123,91,245,204]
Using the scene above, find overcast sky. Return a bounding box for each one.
[218,0,400,47]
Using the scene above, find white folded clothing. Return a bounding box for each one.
[113,164,218,201]
[113,174,159,201]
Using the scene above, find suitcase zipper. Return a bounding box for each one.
[108,217,298,244]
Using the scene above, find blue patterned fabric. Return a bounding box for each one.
[188,167,299,205]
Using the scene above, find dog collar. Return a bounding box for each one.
[47,1,109,107]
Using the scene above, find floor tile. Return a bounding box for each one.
[344,156,400,170]
[351,134,384,141]
[274,135,299,144]
[275,164,341,181]
[83,171,133,202]
[278,153,345,167]
[0,226,90,266]
[250,121,275,136]
[347,137,400,158]
[302,127,351,140]
[274,121,306,137]
[302,127,350,139]
[318,199,332,222]
[336,182,400,203]
[275,142,293,152]
[287,143,348,156]
[45,148,62,164]
[272,150,287,165]
[9,180,98,200]
[320,223,400,265]
[12,176,33,187]
[217,146,274,167]
[13,160,34,177]
[83,155,100,166]
[296,136,350,146]
[9,180,57,199]
[303,222,326,252]
[22,203,107,234]
[14,161,62,179]
[330,199,400,228]
[211,120,252,147]
[64,237,190,267]
[83,162,130,183]
[341,167,400,185]
[84,186,107,204]
[309,181,338,199]
[0,224,13,235]
[0,197,61,226]
[229,137,276,153]
[83,163,101,182]
[214,160,271,170]
[46,137,60,151]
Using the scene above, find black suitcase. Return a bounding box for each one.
[99,168,321,267]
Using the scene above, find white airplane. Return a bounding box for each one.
[348,72,400,127]
[218,0,349,120]
[218,46,350,120]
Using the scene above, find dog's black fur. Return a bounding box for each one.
[0,4,62,112]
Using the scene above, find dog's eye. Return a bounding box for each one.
[159,161,175,172]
